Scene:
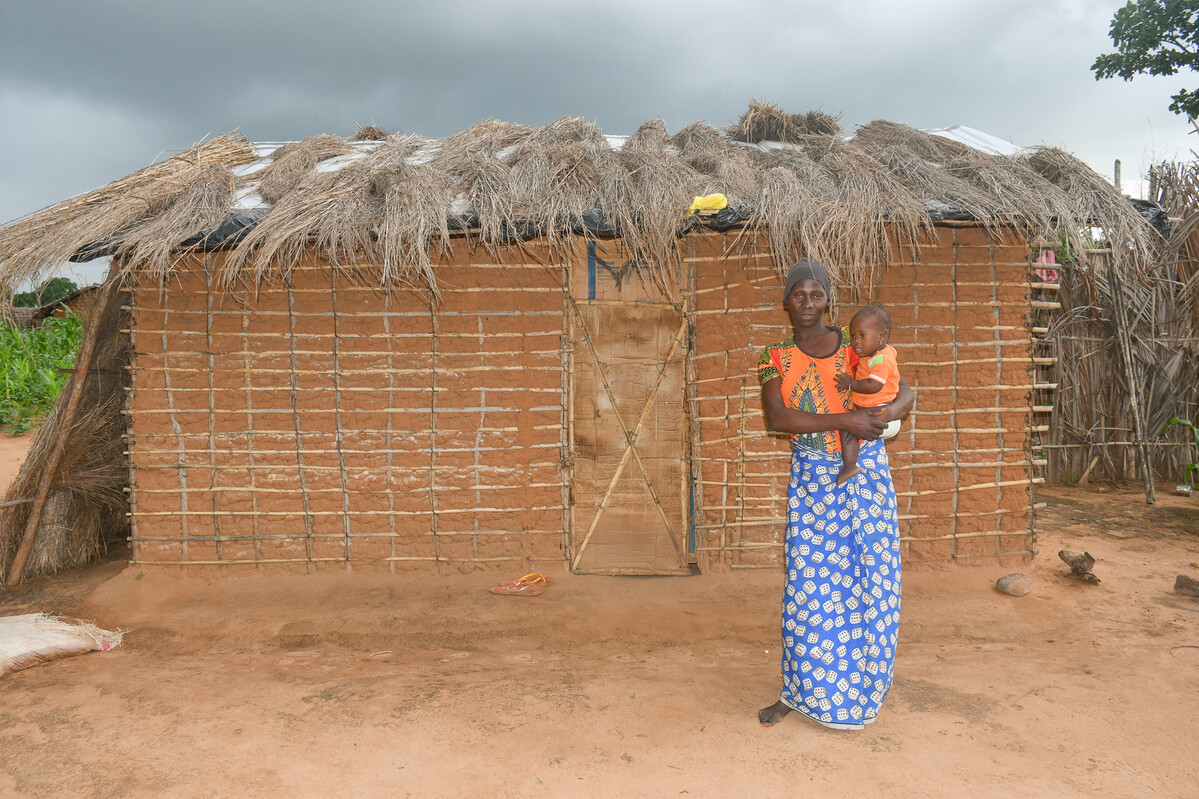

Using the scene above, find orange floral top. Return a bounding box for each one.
[757,327,856,455]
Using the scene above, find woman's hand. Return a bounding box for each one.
[841,408,889,440]
[871,378,915,423]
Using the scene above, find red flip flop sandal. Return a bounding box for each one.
[489,581,546,597]
[498,572,554,589]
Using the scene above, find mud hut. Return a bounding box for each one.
[0,107,1162,583]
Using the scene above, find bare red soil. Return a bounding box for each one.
[0,428,1196,797]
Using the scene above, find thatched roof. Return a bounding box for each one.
[0,104,1162,296]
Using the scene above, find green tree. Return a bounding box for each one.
[1092,1,1199,118]
[9,277,78,308]
[35,277,78,306]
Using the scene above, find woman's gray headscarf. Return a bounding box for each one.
[783,258,831,303]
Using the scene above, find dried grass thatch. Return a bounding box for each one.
[671,122,763,205]
[258,134,353,205]
[1024,146,1158,272]
[0,104,1164,305]
[109,163,238,280]
[729,101,843,144]
[0,134,256,292]
[0,279,129,586]
[351,124,390,142]
[228,134,452,290]
[854,120,1075,243]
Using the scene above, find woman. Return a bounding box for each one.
[756,258,914,730]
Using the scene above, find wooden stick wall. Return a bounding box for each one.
[126,225,1041,572]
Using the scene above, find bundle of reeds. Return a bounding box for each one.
[258,134,353,205]
[0,276,128,586]
[728,101,842,143]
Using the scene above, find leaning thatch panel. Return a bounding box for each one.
[0,281,129,586]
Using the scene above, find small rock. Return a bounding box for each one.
[1175,575,1199,598]
[996,573,1031,597]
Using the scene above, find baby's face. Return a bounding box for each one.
[849,317,888,358]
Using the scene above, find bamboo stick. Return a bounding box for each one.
[161,281,193,568]
[896,477,1044,498]
[1039,441,1189,448]
[903,529,1031,542]
[125,444,562,456]
[130,504,563,518]
[203,259,225,569]
[1077,455,1101,486]
[693,528,1034,550]
[560,261,574,564]
[125,346,562,358]
[284,271,316,560]
[131,481,567,494]
[1106,259,1155,504]
[125,422,564,437]
[131,462,562,473]
[125,271,140,564]
[125,364,563,376]
[7,273,119,584]
[897,356,1055,366]
[330,269,353,566]
[124,307,563,321]
[427,298,441,561]
[128,555,563,566]
[382,289,397,572]
[238,277,262,563]
[684,249,699,566]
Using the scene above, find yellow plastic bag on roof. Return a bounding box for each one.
[689,193,728,214]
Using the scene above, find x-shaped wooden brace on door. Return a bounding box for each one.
[569,297,688,571]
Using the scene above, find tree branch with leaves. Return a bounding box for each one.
[1092,0,1199,118]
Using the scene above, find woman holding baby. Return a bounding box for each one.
[756,258,913,730]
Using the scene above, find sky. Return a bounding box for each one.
[2,0,1197,287]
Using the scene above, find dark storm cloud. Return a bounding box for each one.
[2,0,1195,239]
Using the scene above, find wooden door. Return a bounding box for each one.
[568,301,689,574]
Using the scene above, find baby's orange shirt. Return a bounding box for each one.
[850,345,900,407]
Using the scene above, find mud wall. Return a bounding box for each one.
[688,224,1039,568]
[128,246,566,573]
[128,224,1039,573]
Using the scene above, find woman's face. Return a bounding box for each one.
[785,279,828,331]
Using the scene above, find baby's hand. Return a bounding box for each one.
[835,372,851,391]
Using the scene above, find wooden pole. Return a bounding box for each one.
[1106,258,1156,504]
[6,272,118,585]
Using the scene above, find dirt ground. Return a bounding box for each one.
[0,430,1197,798]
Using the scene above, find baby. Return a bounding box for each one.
[835,304,901,485]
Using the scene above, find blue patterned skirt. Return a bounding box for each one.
[778,438,901,729]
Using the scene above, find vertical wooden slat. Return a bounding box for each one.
[560,257,573,564]
[203,257,224,569]
[284,270,316,562]
[427,298,441,561]
[330,268,352,566]
[238,281,262,564]
[949,228,962,556]
[383,288,397,573]
[161,281,191,570]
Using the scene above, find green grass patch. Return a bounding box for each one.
[0,314,84,434]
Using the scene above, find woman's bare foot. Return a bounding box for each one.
[836,464,859,485]
[758,700,793,726]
